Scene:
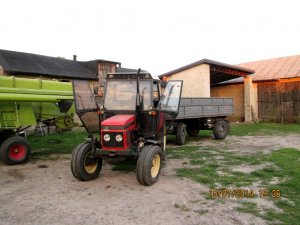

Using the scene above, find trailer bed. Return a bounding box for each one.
[176,97,233,119]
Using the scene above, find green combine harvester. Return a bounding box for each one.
[0,76,75,165]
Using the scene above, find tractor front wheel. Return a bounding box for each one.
[0,136,31,165]
[71,142,102,181]
[136,145,163,186]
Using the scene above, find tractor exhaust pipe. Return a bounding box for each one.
[136,68,141,131]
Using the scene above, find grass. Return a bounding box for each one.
[228,123,300,136]
[28,131,87,158]
[262,148,300,224]
[167,145,300,225]
[174,203,191,212]
[25,123,300,224]
[167,123,300,145]
[236,201,261,217]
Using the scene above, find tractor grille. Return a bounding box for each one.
[102,132,124,147]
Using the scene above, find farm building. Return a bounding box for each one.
[159,59,255,122]
[215,55,300,123]
[160,55,300,124]
[0,49,124,96]
[0,49,149,98]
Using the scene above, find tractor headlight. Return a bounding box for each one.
[103,134,110,142]
[115,134,123,142]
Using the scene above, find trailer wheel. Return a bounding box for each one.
[72,142,102,181]
[186,125,200,137]
[0,136,31,165]
[136,145,163,186]
[213,120,229,140]
[176,122,186,145]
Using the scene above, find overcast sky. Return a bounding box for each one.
[0,0,299,76]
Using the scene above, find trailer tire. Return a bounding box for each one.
[72,142,102,181]
[186,125,200,137]
[213,120,229,140]
[0,136,31,165]
[176,122,186,145]
[136,145,162,186]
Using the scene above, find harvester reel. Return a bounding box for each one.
[64,116,74,127]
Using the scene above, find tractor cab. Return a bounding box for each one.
[71,70,183,186]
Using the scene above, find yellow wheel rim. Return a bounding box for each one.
[84,152,98,174]
[151,154,161,178]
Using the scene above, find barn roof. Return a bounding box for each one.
[222,55,300,84]
[158,58,254,85]
[238,55,300,81]
[0,49,119,80]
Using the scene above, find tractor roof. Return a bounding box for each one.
[107,72,153,80]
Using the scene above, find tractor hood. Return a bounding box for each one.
[101,115,136,127]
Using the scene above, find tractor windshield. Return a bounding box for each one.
[104,80,151,111]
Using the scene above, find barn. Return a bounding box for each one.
[160,55,300,124]
[215,55,300,123]
[159,59,255,122]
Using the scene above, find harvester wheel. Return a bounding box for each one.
[186,125,200,137]
[136,145,163,186]
[213,120,229,140]
[0,136,31,165]
[71,142,102,181]
[176,122,186,145]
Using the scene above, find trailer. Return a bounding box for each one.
[0,76,75,165]
[167,97,233,145]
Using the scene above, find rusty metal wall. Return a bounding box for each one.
[258,81,300,123]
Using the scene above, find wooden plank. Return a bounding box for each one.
[258,81,300,123]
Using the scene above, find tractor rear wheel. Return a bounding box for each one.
[0,136,31,165]
[176,122,186,145]
[213,120,229,140]
[136,145,163,186]
[71,142,102,181]
[186,125,200,137]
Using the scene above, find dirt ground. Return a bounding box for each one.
[0,134,299,225]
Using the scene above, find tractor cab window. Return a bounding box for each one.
[157,80,182,114]
[104,80,152,111]
[153,82,160,108]
[139,81,152,110]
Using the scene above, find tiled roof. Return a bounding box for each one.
[237,55,300,81]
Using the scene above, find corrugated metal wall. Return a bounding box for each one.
[258,81,300,123]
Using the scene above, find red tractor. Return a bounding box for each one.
[71,70,182,186]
